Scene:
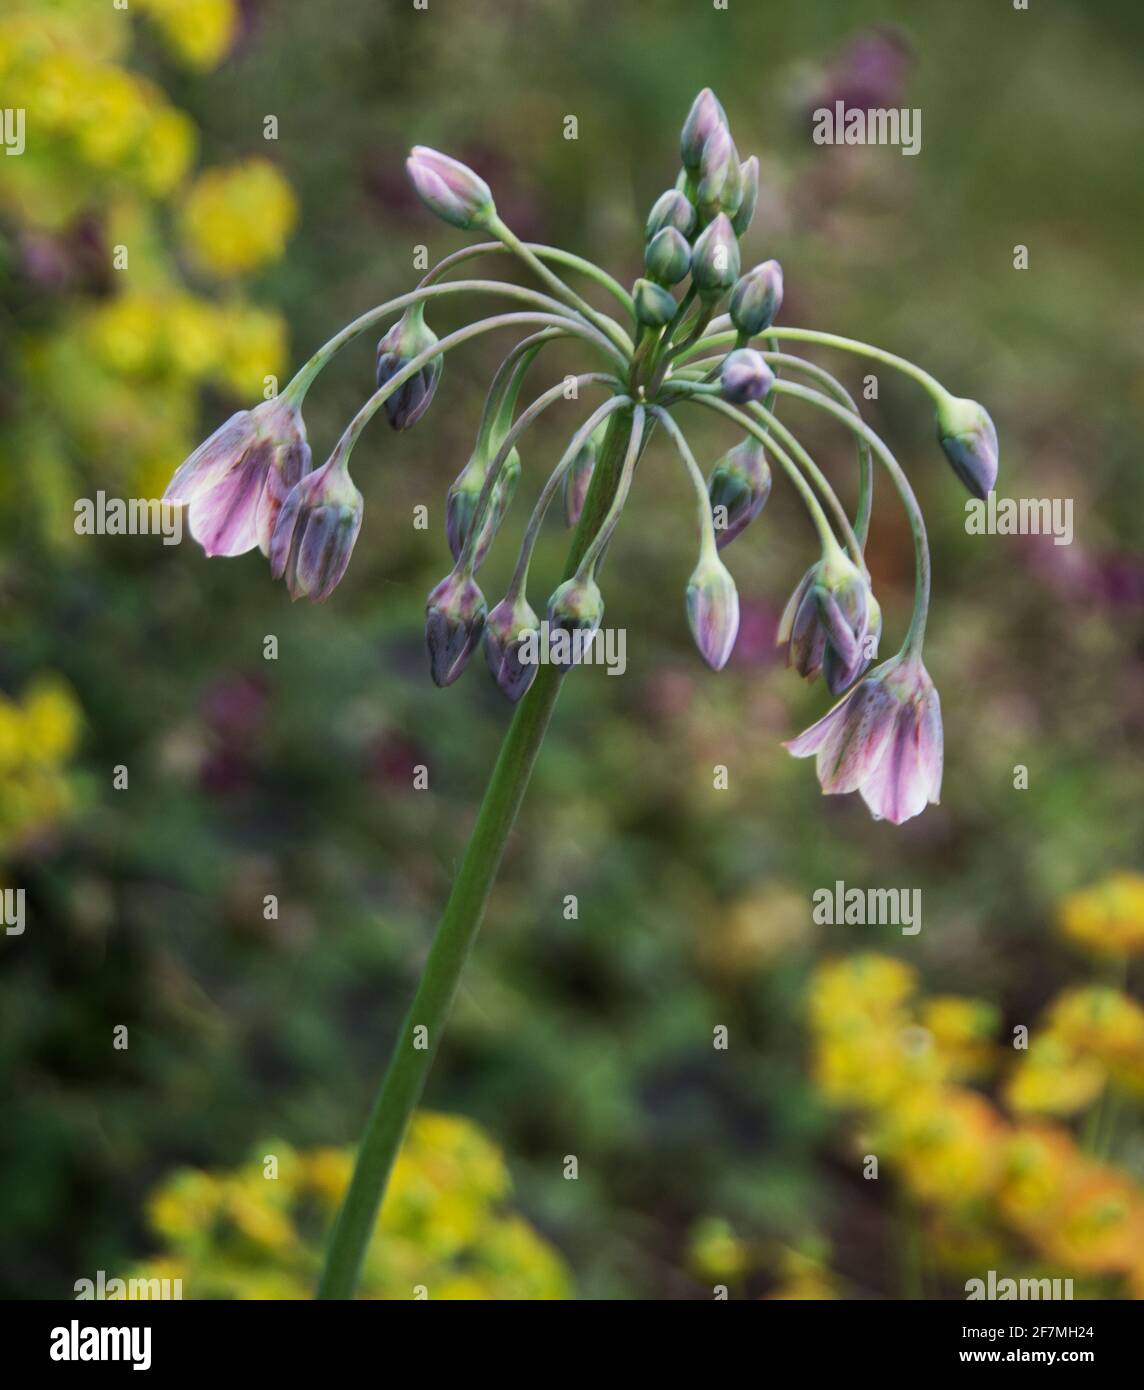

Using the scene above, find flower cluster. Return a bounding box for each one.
[124,1112,572,1299]
[0,674,83,853]
[808,952,1144,1291]
[166,89,1000,823]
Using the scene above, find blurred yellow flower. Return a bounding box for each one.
[1047,986,1144,1064]
[1004,1032,1107,1117]
[920,996,998,1080]
[136,0,238,71]
[808,954,918,1033]
[1059,872,1144,956]
[687,1216,751,1282]
[130,1113,572,1299]
[181,160,298,276]
[884,1088,1004,1204]
[0,675,83,850]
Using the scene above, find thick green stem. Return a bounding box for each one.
[317,404,646,1299]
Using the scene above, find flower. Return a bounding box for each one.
[446,450,520,567]
[1058,872,1144,956]
[425,570,488,686]
[936,394,999,499]
[785,651,943,824]
[645,189,696,240]
[729,260,784,336]
[680,88,729,173]
[719,348,775,404]
[180,160,297,276]
[690,213,740,297]
[686,555,740,670]
[777,552,876,695]
[643,227,690,286]
[633,277,678,327]
[375,304,443,431]
[708,436,772,548]
[163,394,311,558]
[483,593,540,703]
[268,455,363,602]
[406,146,495,230]
[546,576,605,672]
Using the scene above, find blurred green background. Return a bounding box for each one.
[2,0,1143,1299]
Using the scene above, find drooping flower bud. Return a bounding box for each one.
[425,569,488,687]
[644,227,691,286]
[936,395,998,499]
[731,156,759,237]
[680,88,728,173]
[633,277,678,328]
[562,424,604,528]
[268,456,363,602]
[405,146,495,230]
[729,259,784,337]
[690,213,740,298]
[686,555,740,670]
[645,188,696,241]
[777,552,874,694]
[375,304,442,431]
[720,348,775,404]
[445,449,521,567]
[546,576,605,673]
[483,592,541,703]
[164,394,311,559]
[708,437,772,549]
[785,652,943,825]
[696,125,742,222]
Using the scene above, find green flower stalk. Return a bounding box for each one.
[162,91,1000,1298]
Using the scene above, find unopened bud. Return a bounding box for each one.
[936,395,998,499]
[708,437,772,549]
[563,425,603,528]
[731,156,759,237]
[376,305,442,431]
[696,125,742,221]
[425,570,488,687]
[690,213,740,298]
[446,449,520,567]
[268,457,363,603]
[720,348,775,404]
[646,188,696,241]
[680,88,729,173]
[546,576,605,673]
[633,277,678,327]
[729,259,784,336]
[644,227,691,286]
[686,555,740,671]
[406,146,494,230]
[483,592,540,703]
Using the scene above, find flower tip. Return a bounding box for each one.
[936,395,999,500]
[406,146,494,231]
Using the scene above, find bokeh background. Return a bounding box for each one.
[2,0,1143,1299]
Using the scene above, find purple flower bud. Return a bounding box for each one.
[268,456,363,602]
[163,395,311,559]
[731,156,759,237]
[691,213,740,297]
[936,395,998,499]
[483,592,541,703]
[785,652,943,825]
[562,427,602,528]
[646,188,697,241]
[680,88,729,173]
[405,146,495,230]
[777,552,876,694]
[644,227,691,286]
[546,576,605,673]
[686,556,740,670]
[708,437,772,549]
[425,569,488,687]
[633,277,679,327]
[445,448,520,567]
[696,125,743,221]
[375,305,442,431]
[720,348,775,404]
[729,259,784,336]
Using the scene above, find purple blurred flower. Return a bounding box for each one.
[406,146,494,230]
[785,651,943,824]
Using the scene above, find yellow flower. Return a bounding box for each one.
[885,1088,1004,1204]
[998,1125,1079,1234]
[136,0,238,72]
[1047,986,1144,1065]
[808,954,918,1034]
[920,996,999,1079]
[217,305,287,398]
[1004,1032,1107,1117]
[86,294,166,376]
[21,677,81,763]
[181,160,297,276]
[137,107,196,196]
[687,1217,750,1281]
[1041,1167,1142,1274]
[1059,872,1144,955]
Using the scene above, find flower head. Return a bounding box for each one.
[777,552,877,695]
[690,213,740,298]
[483,592,540,703]
[936,394,998,499]
[708,437,772,549]
[680,88,729,173]
[686,555,740,670]
[164,394,311,558]
[785,652,943,824]
[425,570,488,686]
[730,260,784,337]
[720,348,775,404]
[375,305,442,431]
[406,146,495,230]
[268,454,363,602]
